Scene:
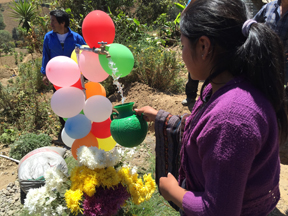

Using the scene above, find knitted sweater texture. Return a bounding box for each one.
[162,77,280,215]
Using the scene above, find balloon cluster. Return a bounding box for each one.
[46,10,134,160]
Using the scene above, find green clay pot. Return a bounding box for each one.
[110,102,148,148]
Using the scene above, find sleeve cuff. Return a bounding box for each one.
[182,191,205,215]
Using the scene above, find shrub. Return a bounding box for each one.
[9,133,52,160]
[0,30,13,45]
[12,27,20,40]
[0,59,59,136]
[132,46,184,93]
[111,10,148,44]
[0,11,5,30]
[0,128,17,144]
[60,0,134,34]
[134,0,173,24]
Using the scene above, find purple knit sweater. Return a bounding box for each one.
[169,77,280,215]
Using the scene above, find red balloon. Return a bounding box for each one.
[82,10,115,48]
[91,118,111,139]
[54,78,83,90]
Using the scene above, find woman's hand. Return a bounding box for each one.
[159,173,179,201]
[159,173,186,210]
[134,106,158,122]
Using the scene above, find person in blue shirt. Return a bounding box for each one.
[181,0,199,111]
[41,10,86,143]
[41,9,86,86]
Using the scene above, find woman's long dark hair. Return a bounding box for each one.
[180,0,288,144]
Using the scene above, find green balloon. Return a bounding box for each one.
[99,43,134,78]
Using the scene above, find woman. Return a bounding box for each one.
[135,0,288,215]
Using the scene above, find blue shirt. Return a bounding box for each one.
[254,0,288,52]
[41,27,86,75]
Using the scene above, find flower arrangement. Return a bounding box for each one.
[23,146,156,216]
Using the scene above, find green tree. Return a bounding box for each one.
[0,11,6,30]
[9,0,37,32]
[135,0,173,24]
[12,27,19,40]
[0,30,12,45]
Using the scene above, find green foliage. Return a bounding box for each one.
[110,10,148,44]
[10,0,37,32]
[60,0,134,34]
[119,190,178,215]
[14,52,18,65]
[132,46,184,93]
[0,30,13,44]
[9,133,52,160]
[19,51,24,62]
[65,156,79,175]
[0,11,6,30]
[153,13,180,46]
[12,27,21,40]
[0,59,59,136]
[134,0,173,25]
[0,128,17,144]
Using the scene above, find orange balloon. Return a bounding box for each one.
[71,132,98,160]
[85,82,106,99]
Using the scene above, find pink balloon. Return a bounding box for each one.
[78,51,109,82]
[46,56,81,87]
[51,87,85,118]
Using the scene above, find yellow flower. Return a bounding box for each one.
[65,189,83,215]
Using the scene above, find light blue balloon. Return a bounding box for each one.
[65,114,91,139]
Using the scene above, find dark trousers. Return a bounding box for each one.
[185,73,199,100]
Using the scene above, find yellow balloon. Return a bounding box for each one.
[97,136,117,151]
[70,45,90,64]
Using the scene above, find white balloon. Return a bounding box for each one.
[84,95,112,122]
[61,128,75,148]
[51,87,85,118]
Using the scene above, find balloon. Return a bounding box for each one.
[91,118,111,139]
[71,132,98,160]
[64,110,84,121]
[99,43,134,78]
[61,128,75,147]
[84,95,112,122]
[70,45,90,64]
[97,136,116,152]
[51,87,85,118]
[79,51,109,82]
[65,114,92,139]
[46,56,81,87]
[82,10,115,48]
[85,82,106,99]
[54,78,83,90]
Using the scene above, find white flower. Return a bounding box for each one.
[44,167,67,192]
[56,205,67,215]
[131,166,138,175]
[77,146,120,169]
[126,148,135,157]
